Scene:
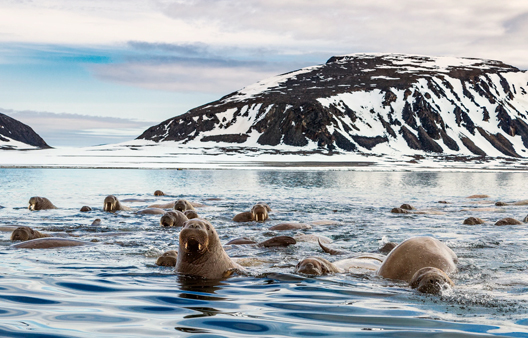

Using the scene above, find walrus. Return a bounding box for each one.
[184,210,199,219]
[379,242,398,254]
[225,236,295,248]
[391,208,410,214]
[154,190,165,196]
[494,217,523,226]
[28,197,57,210]
[318,239,349,255]
[80,206,92,212]
[294,234,332,244]
[377,237,457,292]
[156,250,178,266]
[160,210,188,227]
[226,237,257,245]
[269,223,311,231]
[295,257,342,275]
[176,219,244,279]
[11,237,88,249]
[467,194,490,199]
[91,219,102,226]
[463,217,485,225]
[103,195,131,212]
[11,226,50,241]
[232,203,270,222]
[495,200,528,206]
[296,256,383,276]
[137,208,166,215]
[174,199,196,212]
[409,267,454,294]
[400,204,415,210]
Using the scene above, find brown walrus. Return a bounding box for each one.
[11,237,88,249]
[160,210,188,227]
[154,190,165,196]
[494,217,523,226]
[377,237,457,294]
[269,223,311,231]
[232,203,271,222]
[463,217,485,225]
[156,250,178,266]
[295,257,342,275]
[184,210,199,219]
[225,236,295,248]
[409,267,454,294]
[11,226,50,241]
[176,219,243,279]
[28,197,57,210]
[103,195,131,212]
[174,199,196,212]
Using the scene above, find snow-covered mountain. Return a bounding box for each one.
[0,113,51,150]
[137,54,528,158]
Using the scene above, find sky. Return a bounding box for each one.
[0,0,527,147]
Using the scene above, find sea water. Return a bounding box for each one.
[0,169,528,337]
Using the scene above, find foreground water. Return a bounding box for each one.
[1,169,528,337]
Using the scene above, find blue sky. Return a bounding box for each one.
[0,0,527,147]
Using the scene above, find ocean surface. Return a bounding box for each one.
[1,169,528,337]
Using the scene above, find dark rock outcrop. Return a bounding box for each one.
[0,113,51,149]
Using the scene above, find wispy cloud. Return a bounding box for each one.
[1,109,155,147]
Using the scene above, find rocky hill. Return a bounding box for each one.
[0,113,51,149]
[137,54,528,158]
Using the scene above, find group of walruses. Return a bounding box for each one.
[16,192,513,296]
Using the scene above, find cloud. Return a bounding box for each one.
[1,108,155,147]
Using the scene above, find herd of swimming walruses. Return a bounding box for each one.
[8,192,525,295]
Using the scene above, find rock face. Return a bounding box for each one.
[0,113,51,149]
[137,54,528,158]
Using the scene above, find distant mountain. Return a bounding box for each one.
[137,54,528,158]
[0,113,51,149]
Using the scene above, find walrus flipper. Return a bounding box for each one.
[318,239,348,255]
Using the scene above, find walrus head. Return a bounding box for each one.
[160,211,188,227]
[28,197,40,211]
[295,257,332,276]
[179,219,215,259]
[11,226,35,241]
[251,204,269,222]
[174,199,192,212]
[409,267,454,295]
[156,250,178,266]
[103,195,118,212]
[154,190,165,196]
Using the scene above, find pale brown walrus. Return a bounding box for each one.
[184,210,199,219]
[232,203,271,222]
[295,256,382,276]
[11,226,50,241]
[377,237,457,294]
[160,210,188,227]
[28,197,57,210]
[409,267,454,294]
[174,199,196,212]
[270,223,312,231]
[137,208,166,215]
[156,250,178,266]
[11,237,88,249]
[103,195,131,212]
[494,217,523,226]
[176,219,244,279]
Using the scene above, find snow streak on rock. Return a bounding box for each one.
[137,54,528,158]
[0,113,51,150]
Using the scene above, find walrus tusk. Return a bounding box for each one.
[198,244,202,251]
[185,242,188,250]
[255,214,259,221]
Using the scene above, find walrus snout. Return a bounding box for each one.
[103,195,117,211]
[251,204,269,222]
[160,215,173,227]
[296,260,322,275]
[409,267,454,295]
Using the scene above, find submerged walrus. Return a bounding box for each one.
[174,199,196,212]
[11,226,50,241]
[11,237,88,249]
[295,256,382,276]
[377,237,457,294]
[28,197,57,210]
[160,210,188,227]
[103,195,131,212]
[154,190,165,196]
[176,219,243,279]
[156,250,178,266]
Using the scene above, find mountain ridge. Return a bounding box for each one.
[137,53,528,159]
[0,112,51,149]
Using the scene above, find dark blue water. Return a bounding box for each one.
[1,169,528,337]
